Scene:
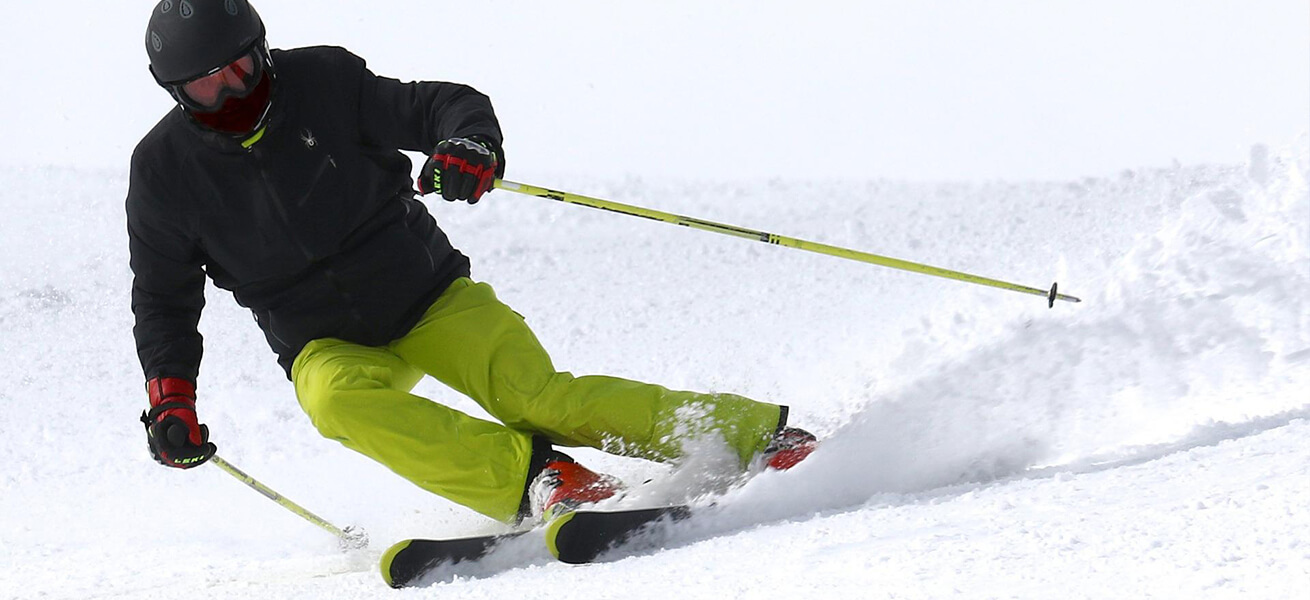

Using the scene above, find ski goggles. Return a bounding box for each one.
[172,48,264,113]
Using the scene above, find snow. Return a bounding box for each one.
[2,1,1309,599]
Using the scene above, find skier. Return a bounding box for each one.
[131,0,816,525]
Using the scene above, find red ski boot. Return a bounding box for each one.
[762,427,818,470]
[530,459,623,520]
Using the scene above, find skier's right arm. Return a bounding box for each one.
[126,160,215,469]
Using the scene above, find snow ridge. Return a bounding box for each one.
[718,143,1308,523]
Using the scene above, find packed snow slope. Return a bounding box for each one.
[1,141,1307,599]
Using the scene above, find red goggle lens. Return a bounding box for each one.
[177,52,261,112]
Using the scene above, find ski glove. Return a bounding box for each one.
[140,377,216,469]
[417,137,502,204]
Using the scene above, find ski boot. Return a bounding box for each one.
[762,426,818,470]
[529,456,623,521]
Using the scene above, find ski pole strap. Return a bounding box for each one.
[494,179,1082,306]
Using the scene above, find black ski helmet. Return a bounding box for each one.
[146,0,266,85]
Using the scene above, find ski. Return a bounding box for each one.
[380,530,530,588]
[381,505,695,586]
[545,505,692,564]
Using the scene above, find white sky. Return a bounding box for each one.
[2,0,1307,181]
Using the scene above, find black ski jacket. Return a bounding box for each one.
[127,46,503,381]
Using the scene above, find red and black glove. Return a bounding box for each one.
[417,137,501,204]
[140,377,216,469]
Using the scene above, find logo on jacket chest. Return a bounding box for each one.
[299,128,337,168]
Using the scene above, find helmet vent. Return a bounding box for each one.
[226,0,239,16]
[150,31,163,52]
[180,1,193,18]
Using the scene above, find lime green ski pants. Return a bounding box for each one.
[291,278,783,523]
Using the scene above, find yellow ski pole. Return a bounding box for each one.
[210,455,368,549]
[494,180,1082,307]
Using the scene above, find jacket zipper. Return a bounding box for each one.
[255,154,369,329]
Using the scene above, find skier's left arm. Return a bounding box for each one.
[342,49,505,202]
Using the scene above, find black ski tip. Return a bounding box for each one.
[381,539,421,588]
[381,535,510,588]
[1048,282,1058,309]
[549,506,691,565]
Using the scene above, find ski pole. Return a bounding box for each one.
[494,179,1082,307]
[210,455,369,550]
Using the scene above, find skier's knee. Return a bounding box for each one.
[296,364,390,437]
[298,387,349,438]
